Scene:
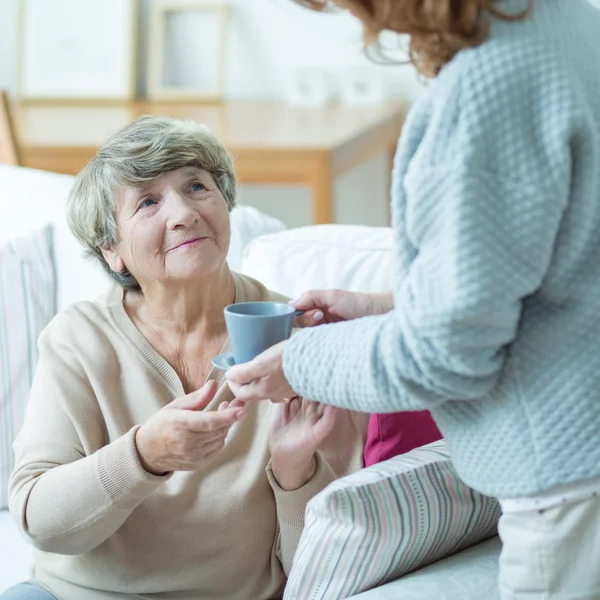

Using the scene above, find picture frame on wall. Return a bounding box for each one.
[17,0,138,102]
[147,1,229,103]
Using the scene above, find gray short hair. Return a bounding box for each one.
[67,115,237,289]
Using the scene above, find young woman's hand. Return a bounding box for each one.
[268,397,336,490]
[135,380,246,475]
[227,341,297,402]
[291,289,394,328]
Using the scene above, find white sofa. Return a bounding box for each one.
[0,165,501,598]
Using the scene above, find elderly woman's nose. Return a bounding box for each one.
[166,193,199,228]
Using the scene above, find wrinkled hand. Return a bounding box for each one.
[226,341,298,402]
[269,397,337,490]
[135,380,247,475]
[291,289,394,328]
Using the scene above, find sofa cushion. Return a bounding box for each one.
[284,440,501,600]
[349,536,502,600]
[241,224,393,299]
[0,226,55,508]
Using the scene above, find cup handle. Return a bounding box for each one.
[294,310,305,316]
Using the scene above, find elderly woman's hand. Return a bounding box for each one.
[135,380,246,475]
[226,341,298,402]
[268,398,337,491]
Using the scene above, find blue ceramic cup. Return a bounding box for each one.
[224,302,302,364]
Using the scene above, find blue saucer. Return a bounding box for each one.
[212,351,236,371]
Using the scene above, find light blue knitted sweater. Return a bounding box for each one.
[283,0,600,498]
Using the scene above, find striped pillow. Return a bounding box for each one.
[284,440,500,600]
[0,225,55,508]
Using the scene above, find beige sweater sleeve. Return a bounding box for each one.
[8,326,169,555]
[265,452,336,576]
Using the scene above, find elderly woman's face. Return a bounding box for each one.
[107,166,231,286]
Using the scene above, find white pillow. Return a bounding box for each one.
[228,205,286,272]
[241,225,394,299]
[0,165,73,245]
[53,219,112,311]
[0,226,55,508]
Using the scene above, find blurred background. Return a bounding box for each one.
[0,0,423,101]
[0,0,425,228]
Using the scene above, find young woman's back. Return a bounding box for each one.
[397,0,600,500]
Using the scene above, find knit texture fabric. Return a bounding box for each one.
[283,0,600,498]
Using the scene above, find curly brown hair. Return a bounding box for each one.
[293,0,532,77]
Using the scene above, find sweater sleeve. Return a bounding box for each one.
[266,452,336,575]
[282,43,579,412]
[8,325,170,555]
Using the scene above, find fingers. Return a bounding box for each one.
[290,289,358,327]
[227,342,285,386]
[218,398,246,412]
[227,380,267,402]
[289,290,328,311]
[288,396,301,420]
[274,397,292,421]
[228,381,254,401]
[226,360,260,386]
[171,380,218,411]
[313,404,337,441]
[228,398,247,410]
[227,341,296,402]
[290,293,328,325]
[226,363,251,385]
[184,405,246,433]
[294,309,325,328]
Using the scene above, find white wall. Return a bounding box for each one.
[0,0,424,101]
[0,0,424,227]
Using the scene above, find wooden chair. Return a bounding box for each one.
[0,90,20,166]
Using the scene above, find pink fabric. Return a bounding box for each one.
[364,411,443,467]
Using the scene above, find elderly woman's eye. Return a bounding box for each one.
[140,198,157,209]
[190,182,206,193]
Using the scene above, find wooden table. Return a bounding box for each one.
[13,100,405,224]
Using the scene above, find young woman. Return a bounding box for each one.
[227,1,600,598]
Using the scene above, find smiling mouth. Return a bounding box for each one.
[170,237,207,251]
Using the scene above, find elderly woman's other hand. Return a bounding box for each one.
[268,398,337,491]
[135,381,246,475]
[291,289,394,328]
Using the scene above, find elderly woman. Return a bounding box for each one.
[4,116,366,600]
